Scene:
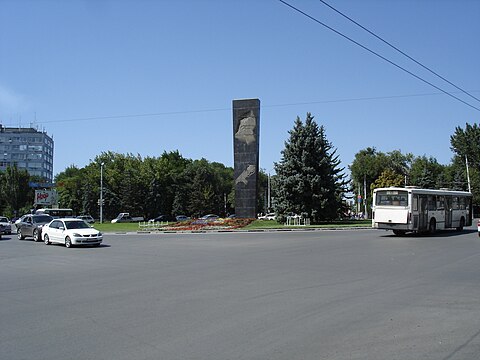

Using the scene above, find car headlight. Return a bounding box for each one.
[98,232,103,236]
[72,233,82,237]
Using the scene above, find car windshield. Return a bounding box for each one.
[0,217,8,222]
[65,220,90,229]
[33,215,54,224]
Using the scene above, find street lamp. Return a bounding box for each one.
[100,162,104,223]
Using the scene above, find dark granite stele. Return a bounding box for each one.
[233,99,260,219]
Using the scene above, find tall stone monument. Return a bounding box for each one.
[233,99,260,218]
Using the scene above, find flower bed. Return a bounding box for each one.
[160,218,255,231]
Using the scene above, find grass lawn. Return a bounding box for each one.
[244,219,372,230]
[94,222,144,233]
[93,219,372,232]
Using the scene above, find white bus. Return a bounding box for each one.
[35,208,74,219]
[372,187,472,235]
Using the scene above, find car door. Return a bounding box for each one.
[49,220,63,243]
[24,216,34,237]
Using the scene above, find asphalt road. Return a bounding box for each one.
[2,227,480,360]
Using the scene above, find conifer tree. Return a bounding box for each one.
[274,113,348,222]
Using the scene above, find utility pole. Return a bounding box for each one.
[267,173,271,211]
[466,155,472,193]
[364,175,368,219]
[100,162,104,223]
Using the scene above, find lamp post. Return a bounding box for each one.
[100,162,104,223]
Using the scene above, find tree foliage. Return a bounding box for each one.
[372,169,405,190]
[54,151,235,220]
[0,165,38,217]
[450,123,480,203]
[274,113,348,222]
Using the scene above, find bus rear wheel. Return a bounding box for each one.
[393,230,406,236]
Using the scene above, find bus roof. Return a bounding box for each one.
[374,187,472,197]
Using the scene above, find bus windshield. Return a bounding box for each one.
[375,190,408,206]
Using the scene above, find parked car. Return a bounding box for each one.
[111,212,144,223]
[43,218,103,248]
[0,216,12,234]
[149,215,172,222]
[258,213,276,220]
[175,215,190,222]
[17,214,54,242]
[77,215,95,224]
[200,214,219,221]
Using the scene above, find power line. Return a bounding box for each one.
[6,108,230,125]
[3,90,476,126]
[318,0,480,104]
[277,0,480,112]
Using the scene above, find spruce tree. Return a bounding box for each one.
[274,113,348,222]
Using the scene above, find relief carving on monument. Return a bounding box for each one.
[235,164,256,185]
[235,111,257,145]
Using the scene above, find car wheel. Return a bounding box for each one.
[44,234,50,245]
[33,229,40,242]
[65,236,72,248]
[17,229,25,240]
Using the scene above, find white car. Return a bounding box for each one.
[258,213,276,220]
[43,218,103,248]
[0,216,12,234]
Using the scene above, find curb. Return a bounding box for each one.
[105,226,373,235]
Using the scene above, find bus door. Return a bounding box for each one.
[445,196,453,228]
[418,195,429,231]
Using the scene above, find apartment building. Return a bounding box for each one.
[0,125,54,182]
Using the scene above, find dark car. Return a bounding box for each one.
[17,214,54,242]
[77,215,95,224]
[150,215,172,222]
[175,215,190,222]
[0,216,11,234]
[200,214,219,221]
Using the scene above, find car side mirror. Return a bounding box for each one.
[59,226,65,231]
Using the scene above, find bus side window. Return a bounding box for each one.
[459,197,466,210]
[437,196,445,210]
[452,197,459,210]
[428,195,436,210]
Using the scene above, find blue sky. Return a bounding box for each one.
[1,0,479,177]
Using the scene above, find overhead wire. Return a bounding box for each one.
[4,91,477,126]
[318,0,480,104]
[277,0,480,112]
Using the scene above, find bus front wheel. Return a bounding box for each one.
[456,217,465,231]
[429,218,436,234]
